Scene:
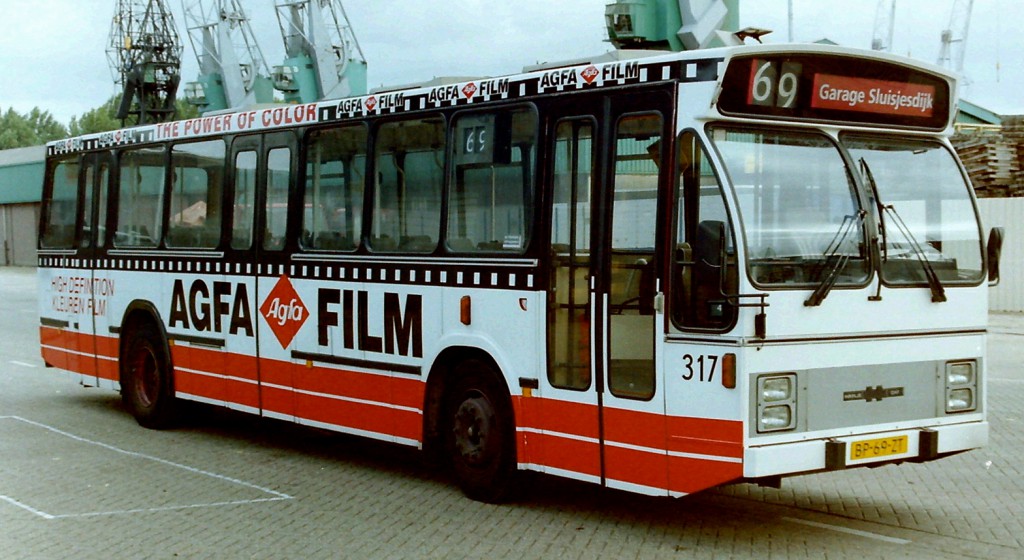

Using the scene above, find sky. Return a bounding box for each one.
[0,0,1020,125]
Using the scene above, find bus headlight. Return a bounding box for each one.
[762,377,792,402]
[947,388,974,411]
[945,360,978,413]
[759,405,792,431]
[757,374,797,432]
[947,362,974,385]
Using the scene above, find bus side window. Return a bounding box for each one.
[95,162,110,248]
[115,147,165,248]
[446,107,536,253]
[303,125,366,252]
[79,160,111,249]
[371,116,444,253]
[40,157,80,249]
[673,131,736,330]
[547,120,595,391]
[231,151,258,250]
[607,113,661,400]
[264,147,292,251]
[167,140,225,249]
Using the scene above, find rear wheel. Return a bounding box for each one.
[121,323,176,429]
[445,361,517,503]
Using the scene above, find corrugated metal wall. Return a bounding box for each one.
[978,198,1024,312]
[0,204,38,266]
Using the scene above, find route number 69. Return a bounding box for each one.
[748,60,803,109]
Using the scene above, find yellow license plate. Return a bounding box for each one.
[849,435,909,462]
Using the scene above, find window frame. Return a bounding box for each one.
[444,104,539,256]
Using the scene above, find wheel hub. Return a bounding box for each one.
[453,396,492,466]
[132,347,159,408]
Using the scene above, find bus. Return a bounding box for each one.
[38,43,1003,503]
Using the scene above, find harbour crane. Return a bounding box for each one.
[871,0,896,52]
[937,0,973,76]
[272,0,367,103]
[181,0,274,113]
[106,0,183,125]
[605,0,740,52]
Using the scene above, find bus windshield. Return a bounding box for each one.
[710,127,870,288]
[844,135,984,285]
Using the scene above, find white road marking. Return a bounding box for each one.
[0,416,293,520]
[0,494,56,520]
[783,517,911,544]
[9,360,37,368]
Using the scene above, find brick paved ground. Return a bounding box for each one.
[2,267,1021,559]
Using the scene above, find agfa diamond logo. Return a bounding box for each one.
[260,275,308,349]
[462,82,478,98]
[581,66,600,84]
[365,95,377,112]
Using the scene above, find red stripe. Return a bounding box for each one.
[515,395,746,494]
[603,406,666,450]
[521,431,601,478]
[604,444,668,490]
[292,362,395,404]
[97,356,118,382]
[41,329,426,443]
[667,415,743,444]
[41,331,748,494]
[666,416,743,458]
[260,383,293,418]
[224,353,259,408]
[40,327,68,370]
[668,454,743,494]
[293,390,420,439]
[516,396,600,440]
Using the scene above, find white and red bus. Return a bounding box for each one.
[38,43,1002,502]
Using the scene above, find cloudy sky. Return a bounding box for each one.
[0,0,1020,125]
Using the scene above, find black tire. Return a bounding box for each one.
[121,323,176,429]
[444,361,517,503]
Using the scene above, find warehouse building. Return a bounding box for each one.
[0,146,44,266]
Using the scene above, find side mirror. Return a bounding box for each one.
[988,227,1005,285]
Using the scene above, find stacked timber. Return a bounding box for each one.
[952,122,1024,198]
[1002,117,1024,197]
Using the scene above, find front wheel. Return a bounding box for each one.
[121,323,176,429]
[445,362,517,503]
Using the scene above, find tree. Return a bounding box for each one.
[174,98,199,121]
[69,94,200,136]
[68,95,121,137]
[26,108,68,143]
[0,107,68,149]
[0,109,35,149]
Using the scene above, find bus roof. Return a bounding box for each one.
[47,43,957,157]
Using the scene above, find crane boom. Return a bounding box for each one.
[871,0,896,52]
[272,0,367,103]
[937,0,973,75]
[181,0,274,113]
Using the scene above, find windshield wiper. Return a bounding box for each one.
[859,158,946,303]
[880,206,947,302]
[804,210,865,307]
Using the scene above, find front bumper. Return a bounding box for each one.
[743,421,988,478]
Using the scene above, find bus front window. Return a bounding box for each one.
[844,135,983,285]
[710,127,870,289]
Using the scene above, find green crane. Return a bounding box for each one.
[605,0,741,51]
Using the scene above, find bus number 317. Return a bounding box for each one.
[682,354,718,382]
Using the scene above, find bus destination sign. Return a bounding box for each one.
[720,54,951,130]
[811,73,935,118]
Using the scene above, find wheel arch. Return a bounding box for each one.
[117,300,172,388]
[421,345,513,459]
